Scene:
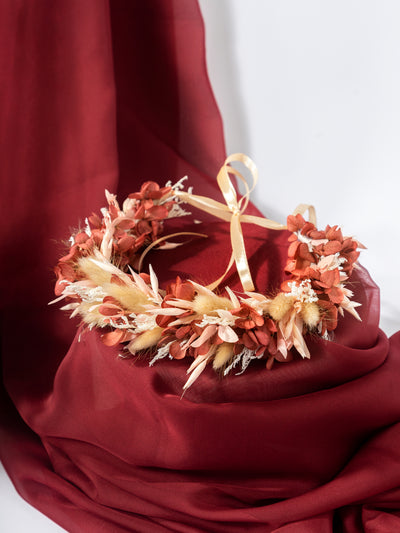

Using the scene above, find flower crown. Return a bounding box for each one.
[52,154,363,390]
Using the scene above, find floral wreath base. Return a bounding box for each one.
[52,154,363,390]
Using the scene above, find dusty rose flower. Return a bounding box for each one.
[128,181,171,201]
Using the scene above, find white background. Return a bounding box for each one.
[2,1,400,530]
[200,0,400,337]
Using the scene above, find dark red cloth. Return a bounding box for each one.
[1,1,400,532]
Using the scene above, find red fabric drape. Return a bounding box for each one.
[1,1,400,531]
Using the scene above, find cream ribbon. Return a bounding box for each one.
[175,153,316,292]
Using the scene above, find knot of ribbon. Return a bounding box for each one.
[175,153,316,292]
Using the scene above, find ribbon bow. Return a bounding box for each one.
[176,153,315,292]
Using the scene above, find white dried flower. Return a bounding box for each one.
[285,279,318,303]
[133,313,158,332]
[196,309,236,328]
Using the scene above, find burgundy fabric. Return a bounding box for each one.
[1,1,400,532]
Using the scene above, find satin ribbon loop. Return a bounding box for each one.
[292,203,317,227]
[215,153,259,292]
[173,153,316,293]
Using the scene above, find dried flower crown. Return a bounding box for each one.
[52,154,363,390]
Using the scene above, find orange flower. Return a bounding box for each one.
[102,329,134,346]
[166,277,195,301]
[317,299,339,333]
[128,181,171,201]
[231,302,264,329]
[236,319,277,358]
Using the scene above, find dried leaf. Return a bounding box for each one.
[218,325,239,343]
[183,355,211,391]
[191,325,217,348]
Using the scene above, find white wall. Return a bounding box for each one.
[200,0,400,336]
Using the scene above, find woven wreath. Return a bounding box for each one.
[52,154,363,390]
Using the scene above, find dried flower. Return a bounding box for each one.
[52,176,363,390]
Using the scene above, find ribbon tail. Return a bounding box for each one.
[230,213,255,292]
